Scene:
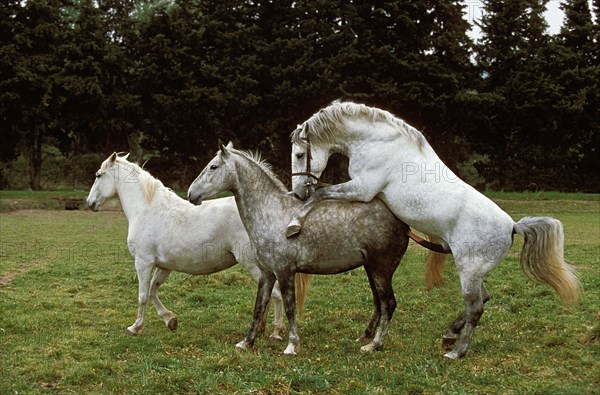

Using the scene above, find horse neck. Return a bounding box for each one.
[114,165,150,221]
[344,122,439,162]
[230,156,294,236]
[342,123,460,188]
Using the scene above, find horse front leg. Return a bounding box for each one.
[149,268,177,331]
[127,259,154,335]
[286,179,382,238]
[361,272,397,352]
[357,269,381,343]
[236,271,276,351]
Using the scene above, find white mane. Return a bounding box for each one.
[100,154,166,204]
[291,100,427,149]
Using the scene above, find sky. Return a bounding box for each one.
[463,0,572,40]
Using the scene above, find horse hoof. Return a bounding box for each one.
[285,223,301,238]
[360,343,380,352]
[125,327,139,336]
[442,334,457,350]
[443,351,461,360]
[235,340,250,351]
[269,334,284,341]
[167,317,178,331]
[283,345,297,356]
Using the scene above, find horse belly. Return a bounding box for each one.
[156,255,237,275]
[298,249,365,275]
[155,242,239,275]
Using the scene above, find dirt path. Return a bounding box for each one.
[0,260,45,288]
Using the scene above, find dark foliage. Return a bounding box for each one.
[0,0,597,191]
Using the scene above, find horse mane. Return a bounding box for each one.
[231,149,288,194]
[100,154,166,204]
[291,100,427,149]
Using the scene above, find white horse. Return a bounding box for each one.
[86,152,308,339]
[287,101,580,359]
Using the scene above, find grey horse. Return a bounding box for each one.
[188,142,409,355]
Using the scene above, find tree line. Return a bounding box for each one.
[1,0,598,192]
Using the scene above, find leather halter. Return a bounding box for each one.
[291,135,320,184]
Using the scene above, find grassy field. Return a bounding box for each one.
[0,193,598,394]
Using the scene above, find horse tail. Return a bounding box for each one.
[422,233,448,290]
[513,217,580,306]
[425,250,447,290]
[295,273,313,319]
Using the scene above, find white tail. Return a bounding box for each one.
[295,273,313,319]
[513,217,581,306]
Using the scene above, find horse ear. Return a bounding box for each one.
[109,152,117,164]
[122,153,131,161]
[219,140,230,158]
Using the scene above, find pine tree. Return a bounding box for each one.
[0,0,23,166]
[595,0,600,61]
[560,0,596,65]
[475,0,561,190]
[414,1,479,175]
[553,0,599,191]
[4,0,71,189]
[56,0,107,151]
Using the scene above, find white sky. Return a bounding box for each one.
[463,0,592,40]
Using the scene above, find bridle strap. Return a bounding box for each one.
[291,135,320,182]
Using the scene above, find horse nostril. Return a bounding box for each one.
[189,193,202,205]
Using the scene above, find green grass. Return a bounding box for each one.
[0,190,233,211]
[0,193,598,394]
[0,190,90,211]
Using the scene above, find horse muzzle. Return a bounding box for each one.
[188,191,203,205]
[292,181,317,201]
[87,200,99,212]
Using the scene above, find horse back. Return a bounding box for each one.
[299,197,409,262]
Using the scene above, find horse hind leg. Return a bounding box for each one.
[277,271,300,355]
[269,283,285,340]
[149,268,177,331]
[442,284,489,350]
[444,275,487,359]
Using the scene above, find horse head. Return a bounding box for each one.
[290,125,331,200]
[188,141,235,205]
[86,152,130,211]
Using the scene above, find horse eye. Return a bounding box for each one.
[210,165,219,170]
[96,173,102,179]
[296,152,305,160]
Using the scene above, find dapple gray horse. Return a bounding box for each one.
[188,142,409,355]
